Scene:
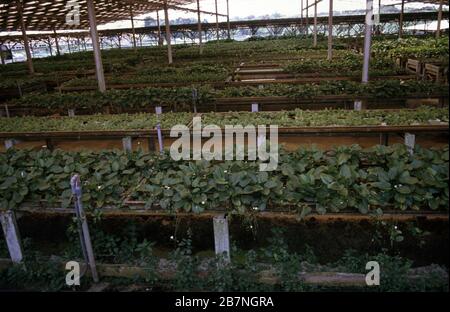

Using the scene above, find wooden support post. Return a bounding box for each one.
[300,0,304,35]
[45,138,54,150]
[157,11,162,46]
[0,45,5,65]
[0,211,23,263]
[380,133,389,146]
[313,1,318,47]
[148,137,156,152]
[306,0,309,35]
[192,88,198,113]
[122,137,132,152]
[4,139,15,150]
[327,0,333,61]
[213,214,230,263]
[53,29,60,56]
[17,81,23,97]
[215,0,220,42]
[226,0,231,40]
[67,35,72,54]
[4,104,10,118]
[436,0,443,39]
[377,0,382,35]
[17,0,34,75]
[404,133,415,155]
[399,0,404,38]
[163,1,173,64]
[87,0,106,93]
[130,7,137,51]
[362,0,373,83]
[47,37,53,56]
[196,0,203,54]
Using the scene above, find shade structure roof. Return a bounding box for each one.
[0,0,197,31]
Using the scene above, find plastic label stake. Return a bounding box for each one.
[70,174,99,282]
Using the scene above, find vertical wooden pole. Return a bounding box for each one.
[157,11,162,46]
[130,6,137,51]
[215,0,220,42]
[399,0,404,38]
[313,1,318,47]
[53,28,60,56]
[377,0,382,35]
[17,0,34,74]
[362,0,373,83]
[306,0,309,35]
[213,214,230,263]
[0,211,23,263]
[0,45,4,65]
[87,0,106,93]
[197,0,203,54]
[436,0,443,39]
[300,0,303,35]
[328,0,333,61]
[163,1,173,64]
[67,35,72,53]
[226,0,231,40]
[47,37,53,56]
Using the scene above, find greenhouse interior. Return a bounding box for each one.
[0,0,449,293]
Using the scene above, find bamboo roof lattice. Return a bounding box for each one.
[0,0,198,31]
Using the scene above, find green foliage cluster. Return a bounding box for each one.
[6,87,205,111]
[62,63,230,87]
[0,112,191,132]
[200,106,448,127]
[0,145,447,214]
[284,52,406,77]
[215,80,449,99]
[0,107,446,133]
[6,80,448,111]
[372,36,449,62]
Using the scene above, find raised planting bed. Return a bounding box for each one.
[0,145,448,213]
[0,108,448,151]
[0,79,48,103]
[57,74,420,93]
[2,80,448,117]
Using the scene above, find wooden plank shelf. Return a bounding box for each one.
[0,124,447,141]
[1,94,448,117]
[57,74,420,92]
[2,203,448,221]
